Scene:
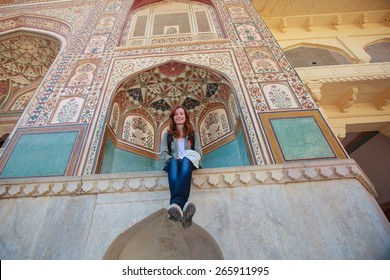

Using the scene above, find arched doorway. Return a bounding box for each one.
[98,61,250,173]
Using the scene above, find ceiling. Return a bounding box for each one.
[252,0,390,17]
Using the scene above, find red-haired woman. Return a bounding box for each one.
[161,106,202,229]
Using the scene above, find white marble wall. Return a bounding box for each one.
[0,161,389,259]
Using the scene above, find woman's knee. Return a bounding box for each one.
[181,157,194,170]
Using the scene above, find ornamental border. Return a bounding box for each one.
[0,159,376,198]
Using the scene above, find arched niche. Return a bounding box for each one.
[104,209,224,260]
[0,29,62,140]
[97,61,251,173]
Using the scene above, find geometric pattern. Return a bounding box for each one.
[0,31,60,93]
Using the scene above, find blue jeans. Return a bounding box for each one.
[164,157,195,209]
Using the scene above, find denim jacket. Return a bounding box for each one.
[160,132,202,169]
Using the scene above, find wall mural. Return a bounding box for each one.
[67,60,100,87]
[0,0,322,176]
[109,61,238,154]
[51,97,85,124]
[200,108,230,146]
[0,30,61,138]
[0,32,60,93]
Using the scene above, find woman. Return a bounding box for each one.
[161,106,202,229]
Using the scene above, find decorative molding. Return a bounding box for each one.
[115,38,230,51]
[297,63,390,84]
[263,10,390,31]
[279,17,287,33]
[0,159,377,199]
[356,13,368,29]
[0,0,73,7]
[306,82,323,104]
[331,15,341,30]
[305,17,313,32]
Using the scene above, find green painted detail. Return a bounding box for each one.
[202,130,250,168]
[100,138,161,173]
[1,131,78,178]
[100,130,250,173]
[271,117,335,160]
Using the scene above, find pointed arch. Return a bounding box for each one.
[97,60,251,173]
[0,19,66,140]
[0,14,72,42]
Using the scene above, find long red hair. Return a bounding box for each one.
[168,105,194,138]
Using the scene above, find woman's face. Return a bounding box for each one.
[173,107,186,125]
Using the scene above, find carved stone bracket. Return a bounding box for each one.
[305,17,313,32]
[384,12,390,27]
[306,82,323,104]
[374,88,390,111]
[356,13,368,29]
[279,17,287,33]
[332,125,347,140]
[0,159,377,199]
[338,86,359,113]
[379,123,390,138]
[331,15,341,30]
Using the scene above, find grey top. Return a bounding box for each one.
[160,131,202,167]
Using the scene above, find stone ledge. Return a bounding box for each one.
[0,159,376,198]
[296,62,390,83]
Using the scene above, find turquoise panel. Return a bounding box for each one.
[1,131,78,178]
[100,138,159,173]
[202,130,250,168]
[99,137,116,173]
[270,117,335,160]
[100,130,250,173]
[236,129,251,166]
